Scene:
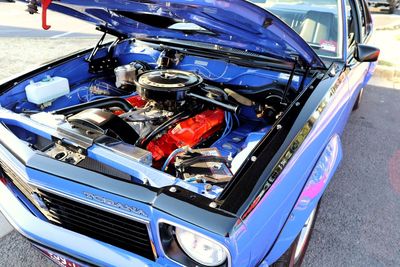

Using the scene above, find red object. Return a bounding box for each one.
[42,0,52,30]
[112,95,147,115]
[0,176,7,185]
[112,109,125,116]
[35,244,84,267]
[319,40,337,53]
[147,109,225,161]
[125,95,147,108]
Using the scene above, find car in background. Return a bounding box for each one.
[0,0,378,266]
[368,0,399,13]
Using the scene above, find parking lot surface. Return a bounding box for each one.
[0,2,399,266]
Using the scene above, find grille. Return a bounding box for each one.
[37,190,155,261]
[0,160,155,261]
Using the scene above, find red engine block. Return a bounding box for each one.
[125,95,147,108]
[112,95,147,115]
[147,108,225,161]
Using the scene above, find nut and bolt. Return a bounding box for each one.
[169,187,177,193]
[205,184,213,191]
[209,202,218,208]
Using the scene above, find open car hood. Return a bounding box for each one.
[44,0,325,69]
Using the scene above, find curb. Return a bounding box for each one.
[374,65,400,82]
[0,214,13,239]
[376,24,400,31]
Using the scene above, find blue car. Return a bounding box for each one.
[0,0,379,266]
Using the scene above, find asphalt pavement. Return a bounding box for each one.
[303,82,400,266]
[0,2,400,267]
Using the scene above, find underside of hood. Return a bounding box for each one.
[42,0,325,69]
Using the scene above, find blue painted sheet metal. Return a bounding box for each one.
[265,134,343,264]
[45,0,325,68]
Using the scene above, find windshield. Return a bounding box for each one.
[248,0,342,58]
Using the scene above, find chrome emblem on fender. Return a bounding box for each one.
[83,192,148,218]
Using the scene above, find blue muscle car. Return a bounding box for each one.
[0,0,379,266]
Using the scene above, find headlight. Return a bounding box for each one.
[175,227,227,266]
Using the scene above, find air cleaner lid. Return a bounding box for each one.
[137,70,202,91]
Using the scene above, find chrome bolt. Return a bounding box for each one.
[251,156,257,162]
[209,202,218,208]
[169,187,177,193]
[205,184,213,191]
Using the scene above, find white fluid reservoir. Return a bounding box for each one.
[25,76,70,105]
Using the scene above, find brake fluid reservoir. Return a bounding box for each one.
[25,76,70,105]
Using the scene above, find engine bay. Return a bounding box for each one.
[0,38,313,198]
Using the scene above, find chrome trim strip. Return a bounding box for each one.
[0,144,29,183]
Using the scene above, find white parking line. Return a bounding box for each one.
[0,213,13,239]
[50,31,74,39]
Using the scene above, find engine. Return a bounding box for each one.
[31,60,285,185]
[1,39,305,197]
[51,67,237,181]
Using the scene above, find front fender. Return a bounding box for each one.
[264,134,343,265]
